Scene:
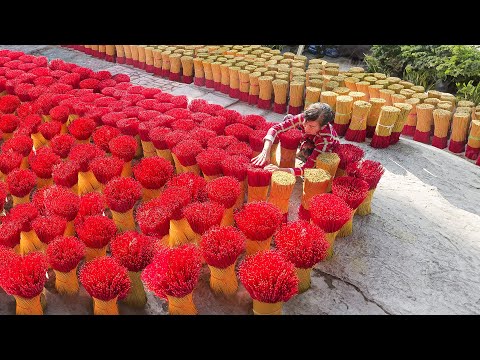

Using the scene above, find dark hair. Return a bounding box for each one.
[304,102,334,126]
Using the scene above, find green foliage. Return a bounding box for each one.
[365,45,480,96]
[364,45,405,76]
[456,80,480,104]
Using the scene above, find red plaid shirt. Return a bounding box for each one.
[264,113,340,176]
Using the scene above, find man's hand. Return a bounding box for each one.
[251,149,271,167]
[263,164,279,172]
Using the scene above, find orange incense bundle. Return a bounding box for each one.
[183,202,225,245]
[32,215,67,251]
[80,257,130,315]
[104,177,141,232]
[247,166,272,203]
[275,220,329,293]
[448,112,470,153]
[331,176,370,238]
[206,176,241,227]
[0,252,48,315]
[238,250,298,315]
[28,147,61,189]
[89,156,124,193]
[346,159,385,216]
[68,117,96,144]
[333,143,365,177]
[108,135,138,178]
[142,244,202,315]
[268,170,297,223]
[76,214,117,262]
[431,109,452,149]
[200,226,246,295]
[68,143,105,195]
[309,193,352,259]
[2,135,33,169]
[172,140,203,175]
[344,100,372,142]
[413,103,435,144]
[278,128,303,168]
[6,169,36,206]
[133,157,174,202]
[234,201,282,255]
[47,236,85,295]
[111,231,156,308]
[0,150,22,181]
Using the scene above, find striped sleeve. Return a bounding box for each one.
[264,113,304,143]
[292,123,340,177]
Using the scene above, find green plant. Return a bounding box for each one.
[455,80,480,105]
[403,69,436,92]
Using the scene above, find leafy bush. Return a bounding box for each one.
[365,45,480,98]
[456,80,480,104]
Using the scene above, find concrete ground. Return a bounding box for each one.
[1,45,479,315]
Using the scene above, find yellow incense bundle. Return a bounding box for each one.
[450,112,470,143]
[411,93,428,105]
[344,77,359,92]
[392,103,413,134]
[301,169,330,210]
[320,91,338,112]
[415,103,435,133]
[348,91,366,103]
[432,109,452,148]
[428,90,443,99]
[373,106,400,138]
[248,71,261,103]
[346,100,372,135]
[400,89,415,99]
[211,61,222,88]
[272,79,289,113]
[379,89,395,106]
[202,59,214,85]
[161,50,172,75]
[334,95,354,131]
[152,49,162,74]
[387,84,404,94]
[466,120,480,157]
[355,81,370,100]
[193,57,205,85]
[229,66,241,96]
[288,81,305,113]
[332,87,350,96]
[368,84,384,98]
[315,152,340,192]
[268,171,296,217]
[304,86,321,110]
[180,56,194,80]
[391,94,406,104]
[402,97,421,135]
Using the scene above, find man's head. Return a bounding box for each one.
[303,102,335,135]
